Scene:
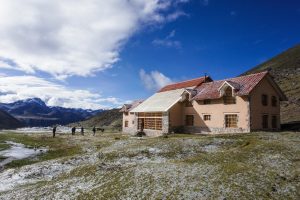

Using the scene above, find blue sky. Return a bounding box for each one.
[0,0,299,109]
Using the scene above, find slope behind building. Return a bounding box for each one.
[242,44,300,124]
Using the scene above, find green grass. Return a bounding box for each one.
[0,132,83,168]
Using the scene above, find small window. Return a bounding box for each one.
[272,116,277,129]
[124,112,129,116]
[262,115,268,129]
[125,120,128,127]
[185,115,194,126]
[185,100,193,107]
[203,115,211,121]
[132,120,134,125]
[262,94,268,106]
[223,88,236,104]
[203,99,211,105]
[130,112,134,115]
[225,114,238,128]
[272,96,277,107]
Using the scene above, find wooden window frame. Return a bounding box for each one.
[125,120,128,127]
[203,115,211,121]
[262,94,268,106]
[225,114,238,128]
[223,88,236,105]
[137,112,163,130]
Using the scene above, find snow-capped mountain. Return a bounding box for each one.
[0,98,102,127]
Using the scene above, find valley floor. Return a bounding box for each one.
[0,131,299,199]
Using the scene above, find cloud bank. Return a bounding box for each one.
[139,69,173,91]
[0,75,125,109]
[0,0,186,78]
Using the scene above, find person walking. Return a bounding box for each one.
[52,126,57,138]
[71,127,76,135]
[92,126,96,136]
[81,126,84,136]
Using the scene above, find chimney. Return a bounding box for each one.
[204,73,207,82]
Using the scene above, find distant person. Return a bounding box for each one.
[81,126,84,136]
[141,121,144,132]
[92,126,96,136]
[71,127,76,135]
[52,126,57,138]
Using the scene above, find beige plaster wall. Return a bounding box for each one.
[249,78,281,130]
[190,96,250,130]
[122,113,135,128]
[169,102,183,127]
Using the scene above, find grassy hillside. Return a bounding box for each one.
[69,109,122,131]
[0,109,23,129]
[243,44,300,124]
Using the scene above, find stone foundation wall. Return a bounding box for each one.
[183,126,250,134]
[143,129,164,137]
[122,127,137,135]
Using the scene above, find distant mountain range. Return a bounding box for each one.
[0,98,102,127]
[0,109,23,129]
[69,108,122,131]
[243,43,300,124]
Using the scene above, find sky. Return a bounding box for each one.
[0,0,299,109]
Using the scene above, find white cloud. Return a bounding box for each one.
[139,69,173,91]
[0,75,126,109]
[152,30,181,48]
[0,0,188,79]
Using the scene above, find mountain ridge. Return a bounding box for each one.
[0,98,103,127]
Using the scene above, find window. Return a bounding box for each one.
[124,112,129,116]
[272,116,277,129]
[125,120,128,127]
[185,115,194,126]
[262,115,268,129]
[137,112,162,130]
[132,120,134,125]
[262,94,268,106]
[223,88,236,104]
[185,100,193,107]
[203,115,211,121]
[272,96,277,107]
[225,114,238,128]
[130,112,134,115]
[203,99,211,105]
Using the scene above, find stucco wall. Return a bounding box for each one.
[169,102,183,127]
[191,96,250,132]
[249,78,281,130]
[122,112,137,134]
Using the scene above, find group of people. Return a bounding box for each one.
[52,126,99,138]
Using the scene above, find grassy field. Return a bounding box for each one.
[0,131,299,199]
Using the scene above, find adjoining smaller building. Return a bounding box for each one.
[120,71,287,136]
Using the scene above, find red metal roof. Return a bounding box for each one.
[193,71,269,100]
[158,76,212,92]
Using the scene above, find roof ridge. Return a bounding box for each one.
[199,71,269,85]
[164,76,206,86]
